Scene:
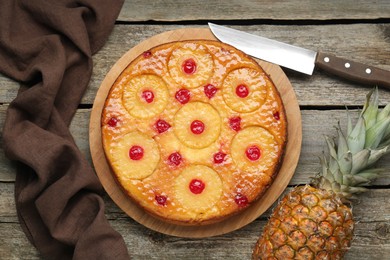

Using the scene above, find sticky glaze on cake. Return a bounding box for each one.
[101,40,287,225]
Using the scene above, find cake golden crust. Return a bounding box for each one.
[101,40,287,225]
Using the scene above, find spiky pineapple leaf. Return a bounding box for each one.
[342,174,369,186]
[317,87,390,199]
[336,125,353,175]
[325,136,343,184]
[350,149,370,175]
[365,117,390,149]
[338,151,352,177]
[347,114,366,154]
[356,168,389,185]
[337,123,349,159]
[362,88,379,130]
[367,145,390,167]
[377,102,390,122]
[379,103,390,139]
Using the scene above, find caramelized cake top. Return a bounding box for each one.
[101,40,287,225]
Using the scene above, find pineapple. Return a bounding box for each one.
[110,131,160,180]
[231,126,279,173]
[168,43,213,89]
[174,164,223,213]
[122,74,169,118]
[253,88,390,259]
[222,68,267,113]
[174,101,221,149]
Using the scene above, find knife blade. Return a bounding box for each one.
[208,23,390,89]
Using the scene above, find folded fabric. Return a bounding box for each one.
[0,0,130,259]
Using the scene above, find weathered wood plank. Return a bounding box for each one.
[1,183,389,259]
[1,24,389,106]
[118,0,390,21]
[2,106,390,185]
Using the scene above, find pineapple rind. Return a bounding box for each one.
[253,185,354,259]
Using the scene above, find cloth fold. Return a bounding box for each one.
[0,0,130,259]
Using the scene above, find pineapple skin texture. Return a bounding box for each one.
[252,185,354,260]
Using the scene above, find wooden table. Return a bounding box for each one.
[1,1,389,259]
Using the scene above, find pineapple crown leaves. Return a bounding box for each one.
[315,87,390,199]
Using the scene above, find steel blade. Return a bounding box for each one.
[208,23,317,75]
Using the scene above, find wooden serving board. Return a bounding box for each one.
[89,28,302,238]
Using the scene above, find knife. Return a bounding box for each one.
[208,23,390,89]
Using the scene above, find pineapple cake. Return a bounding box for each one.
[253,88,390,259]
[101,40,287,224]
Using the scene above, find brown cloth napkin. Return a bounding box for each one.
[0,0,130,259]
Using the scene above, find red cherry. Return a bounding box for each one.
[168,152,182,166]
[107,117,118,127]
[143,50,152,58]
[273,111,280,120]
[190,120,205,134]
[155,119,171,133]
[182,58,197,74]
[129,145,144,160]
[213,152,226,164]
[175,89,191,104]
[189,179,205,194]
[235,193,249,207]
[142,90,154,103]
[155,195,167,206]
[246,145,261,161]
[229,116,241,131]
[236,84,249,98]
[204,84,218,98]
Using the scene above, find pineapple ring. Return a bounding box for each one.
[231,126,279,173]
[168,43,214,89]
[222,68,268,113]
[110,131,160,180]
[174,165,223,213]
[122,74,169,119]
[174,102,221,149]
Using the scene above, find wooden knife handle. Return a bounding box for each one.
[316,52,390,90]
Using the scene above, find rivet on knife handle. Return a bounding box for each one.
[316,52,390,89]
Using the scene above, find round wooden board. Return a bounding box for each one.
[89,28,302,238]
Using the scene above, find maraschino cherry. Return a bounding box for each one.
[107,117,118,127]
[175,89,190,104]
[129,145,144,160]
[229,116,241,131]
[273,111,280,120]
[182,58,197,74]
[168,152,182,166]
[204,84,218,98]
[246,145,261,161]
[142,90,154,103]
[155,119,171,133]
[143,50,152,58]
[213,152,226,164]
[235,193,249,207]
[189,179,205,194]
[155,195,167,206]
[190,120,205,134]
[236,84,249,98]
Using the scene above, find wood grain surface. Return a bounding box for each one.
[89,28,301,237]
[118,0,390,21]
[1,0,389,259]
[1,24,390,106]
